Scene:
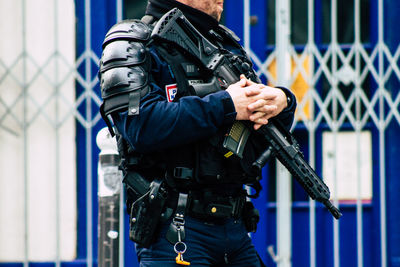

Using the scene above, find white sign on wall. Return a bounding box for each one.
[322,131,373,201]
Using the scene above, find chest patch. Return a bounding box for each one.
[165,84,178,102]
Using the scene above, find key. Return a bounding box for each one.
[175,252,191,265]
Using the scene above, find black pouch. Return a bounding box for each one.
[242,201,260,233]
[129,179,168,247]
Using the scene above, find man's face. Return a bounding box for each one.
[180,0,224,21]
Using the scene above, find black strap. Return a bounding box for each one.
[247,181,262,199]
[153,44,194,99]
[166,192,188,244]
[188,192,245,219]
[173,167,193,180]
[175,192,188,217]
[128,90,141,115]
[99,103,115,136]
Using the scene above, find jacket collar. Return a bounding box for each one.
[145,0,220,36]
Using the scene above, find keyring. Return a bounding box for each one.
[174,241,187,254]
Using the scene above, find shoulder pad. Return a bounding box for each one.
[100,66,149,116]
[103,19,152,48]
[100,40,148,72]
[101,66,148,99]
[99,20,152,118]
[100,20,152,72]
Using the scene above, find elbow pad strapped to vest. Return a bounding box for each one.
[99,20,152,133]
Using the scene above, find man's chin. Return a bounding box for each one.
[212,11,223,21]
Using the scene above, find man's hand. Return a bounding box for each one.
[226,75,288,130]
[243,76,288,130]
[225,76,266,120]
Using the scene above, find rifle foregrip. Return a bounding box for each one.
[252,146,274,172]
[275,149,328,200]
[275,151,342,219]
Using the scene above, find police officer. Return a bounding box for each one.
[99,0,296,266]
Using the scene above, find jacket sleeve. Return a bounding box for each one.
[273,86,297,132]
[112,83,237,153]
[111,47,236,152]
[112,48,297,153]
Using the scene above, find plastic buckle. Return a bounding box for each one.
[173,167,193,179]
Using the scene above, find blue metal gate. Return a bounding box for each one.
[224,1,400,267]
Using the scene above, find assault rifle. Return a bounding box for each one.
[152,8,342,219]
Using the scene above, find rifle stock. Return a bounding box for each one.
[152,8,342,219]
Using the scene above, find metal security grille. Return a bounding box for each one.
[239,0,400,266]
[0,0,117,265]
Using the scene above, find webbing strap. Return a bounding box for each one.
[166,192,189,244]
[153,44,194,99]
[175,192,188,217]
[99,103,115,136]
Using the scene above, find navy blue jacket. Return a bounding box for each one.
[113,46,296,153]
[112,1,296,164]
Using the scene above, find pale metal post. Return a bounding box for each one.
[276,0,292,266]
[96,127,123,267]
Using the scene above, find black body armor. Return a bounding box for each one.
[99,20,152,134]
[99,18,263,247]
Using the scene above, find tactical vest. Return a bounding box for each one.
[99,18,266,196]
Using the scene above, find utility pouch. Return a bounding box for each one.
[242,201,260,233]
[129,179,168,247]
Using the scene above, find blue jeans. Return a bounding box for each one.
[135,216,262,266]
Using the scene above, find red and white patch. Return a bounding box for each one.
[165,84,177,102]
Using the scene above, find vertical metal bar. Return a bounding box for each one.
[119,178,125,267]
[308,128,316,267]
[307,1,316,266]
[22,0,29,266]
[378,0,387,266]
[116,0,123,22]
[117,1,124,266]
[54,0,61,266]
[332,132,340,267]
[243,0,250,52]
[330,0,340,266]
[354,0,364,266]
[85,0,93,265]
[383,2,400,265]
[276,0,292,266]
